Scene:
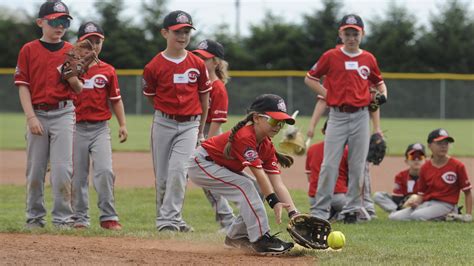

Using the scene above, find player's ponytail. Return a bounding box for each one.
[275,151,294,168]
[223,112,255,159]
[215,58,230,84]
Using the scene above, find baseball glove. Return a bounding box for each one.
[368,90,387,112]
[287,213,331,249]
[367,133,387,165]
[61,39,98,81]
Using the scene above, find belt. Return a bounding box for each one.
[33,100,70,111]
[159,111,199,122]
[77,120,104,124]
[333,105,366,113]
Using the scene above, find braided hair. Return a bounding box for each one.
[223,111,295,168]
[223,112,255,159]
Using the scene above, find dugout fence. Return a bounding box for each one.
[0,69,472,118]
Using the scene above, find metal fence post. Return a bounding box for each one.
[286,76,293,113]
[440,79,446,120]
[135,76,142,115]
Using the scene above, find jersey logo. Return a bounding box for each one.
[357,65,370,80]
[173,68,200,84]
[441,171,457,184]
[83,74,108,89]
[244,147,258,162]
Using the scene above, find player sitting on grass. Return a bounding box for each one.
[373,143,425,213]
[389,129,472,222]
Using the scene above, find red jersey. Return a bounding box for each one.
[74,61,121,122]
[392,169,419,197]
[202,125,280,174]
[306,47,384,107]
[14,40,74,104]
[206,79,228,123]
[306,142,348,197]
[142,51,211,115]
[415,158,472,205]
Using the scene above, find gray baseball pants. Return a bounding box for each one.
[152,110,199,230]
[373,192,398,213]
[25,101,75,226]
[313,108,370,219]
[389,200,455,221]
[72,121,119,227]
[188,147,269,242]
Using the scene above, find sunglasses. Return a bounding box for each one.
[258,114,286,128]
[46,18,71,28]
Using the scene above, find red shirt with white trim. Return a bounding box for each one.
[306,142,348,197]
[74,61,121,122]
[202,125,280,174]
[306,47,384,107]
[206,79,228,123]
[14,40,74,104]
[392,169,419,197]
[415,158,472,205]
[142,51,211,115]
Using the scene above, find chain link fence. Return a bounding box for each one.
[1,70,472,118]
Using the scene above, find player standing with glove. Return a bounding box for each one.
[71,22,127,230]
[15,1,83,229]
[304,14,388,223]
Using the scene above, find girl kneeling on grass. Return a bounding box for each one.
[187,94,298,255]
[389,128,472,222]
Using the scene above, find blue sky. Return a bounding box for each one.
[2,0,472,36]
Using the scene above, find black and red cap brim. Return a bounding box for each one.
[265,111,295,125]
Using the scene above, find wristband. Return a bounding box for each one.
[265,193,280,209]
[288,210,299,219]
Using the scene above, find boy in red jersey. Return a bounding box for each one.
[374,143,426,213]
[187,94,296,255]
[304,14,388,223]
[142,10,211,232]
[14,1,83,229]
[389,129,472,221]
[71,22,127,230]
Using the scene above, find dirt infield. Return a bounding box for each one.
[1,150,473,264]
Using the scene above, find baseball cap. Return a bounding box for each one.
[405,143,426,160]
[163,10,195,31]
[248,94,295,125]
[78,22,105,41]
[38,1,72,20]
[427,128,455,144]
[339,14,364,31]
[193,39,225,59]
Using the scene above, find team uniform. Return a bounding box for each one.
[374,169,420,213]
[306,46,384,220]
[15,39,76,227]
[201,79,235,231]
[72,61,122,227]
[143,51,211,231]
[306,142,348,217]
[188,125,279,242]
[389,158,472,221]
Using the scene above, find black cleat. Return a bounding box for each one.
[251,232,294,256]
[224,236,252,250]
[343,212,357,224]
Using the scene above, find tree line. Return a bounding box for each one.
[1,0,473,73]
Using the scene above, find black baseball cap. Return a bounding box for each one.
[427,128,455,144]
[249,94,295,125]
[163,10,195,31]
[38,1,72,20]
[339,14,364,31]
[78,22,105,41]
[405,143,426,159]
[193,39,225,59]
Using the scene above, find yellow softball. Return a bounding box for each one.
[328,231,346,250]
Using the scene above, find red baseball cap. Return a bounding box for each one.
[193,39,225,59]
[248,94,295,125]
[78,22,105,41]
[163,10,195,31]
[427,128,455,143]
[339,14,364,31]
[38,1,72,20]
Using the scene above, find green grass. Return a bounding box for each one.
[1,185,473,264]
[1,112,473,156]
